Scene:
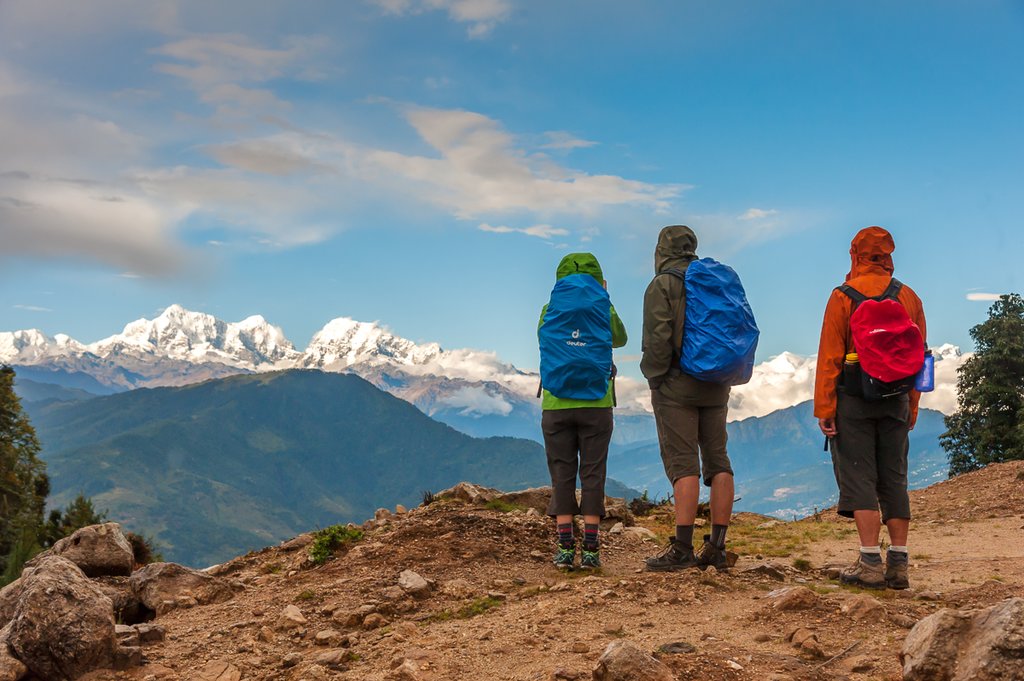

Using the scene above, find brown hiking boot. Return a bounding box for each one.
[839,553,885,589]
[885,550,910,590]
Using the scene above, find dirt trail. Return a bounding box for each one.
[82,461,1024,681]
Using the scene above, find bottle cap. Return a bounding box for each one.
[845,353,859,362]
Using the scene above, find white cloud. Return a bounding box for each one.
[440,385,514,416]
[370,0,512,38]
[542,131,598,150]
[152,34,327,114]
[13,305,52,313]
[367,107,682,219]
[739,207,778,220]
[479,222,568,240]
[966,292,1002,302]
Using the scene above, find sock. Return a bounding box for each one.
[557,523,574,548]
[860,546,882,563]
[710,524,728,550]
[583,523,599,550]
[674,525,694,550]
[888,546,909,562]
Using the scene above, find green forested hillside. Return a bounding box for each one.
[30,370,550,567]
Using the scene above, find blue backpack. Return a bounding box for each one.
[538,274,613,400]
[664,259,759,386]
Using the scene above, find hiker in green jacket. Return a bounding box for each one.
[538,253,627,570]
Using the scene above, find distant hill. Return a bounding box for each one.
[607,400,950,517]
[13,376,100,405]
[28,370,556,567]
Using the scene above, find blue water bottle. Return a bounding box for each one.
[914,349,935,392]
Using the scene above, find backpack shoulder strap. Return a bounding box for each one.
[882,278,904,301]
[836,284,868,305]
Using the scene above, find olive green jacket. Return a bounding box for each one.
[641,226,730,407]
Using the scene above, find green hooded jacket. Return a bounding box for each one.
[538,253,627,410]
[640,226,731,406]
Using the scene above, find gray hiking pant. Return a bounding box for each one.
[831,392,912,522]
[541,407,613,517]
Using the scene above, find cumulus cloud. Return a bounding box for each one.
[370,0,512,37]
[739,207,778,220]
[152,34,327,115]
[440,385,514,416]
[542,131,598,150]
[367,107,682,219]
[479,222,569,239]
[966,292,1002,302]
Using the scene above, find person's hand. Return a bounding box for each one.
[818,418,837,437]
[909,414,917,431]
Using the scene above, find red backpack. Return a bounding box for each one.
[839,279,925,400]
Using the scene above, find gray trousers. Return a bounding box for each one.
[541,408,613,517]
[831,392,912,522]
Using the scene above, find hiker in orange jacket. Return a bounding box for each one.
[814,226,926,590]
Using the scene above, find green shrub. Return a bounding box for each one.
[309,524,363,565]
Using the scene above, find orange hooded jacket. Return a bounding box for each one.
[813,227,927,426]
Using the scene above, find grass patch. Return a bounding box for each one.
[296,589,318,601]
[792,557,812,571]
[261,562,283,574]
[422,490,437,506]
[725,520,856,558]
[309,524,364,565]
[483,499,528,513]
[914,553,933,561]
[429,596,503,622]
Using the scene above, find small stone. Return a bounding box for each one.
[135,623,166,643]
[841,593,885,620]
[889,613,918,629]
[315,648,353,668]
[194,660,241,681]
[315,628,341,645]
[395,504,407,514]
[116,624,141,647]
[917,590,941,601]
[609,523,624,534]
[363,613,386,629]
[726,660,744,670]
[656,641,696,654]
[593,640,673,681]
[282,652,302,668]
[258,626,275,643]
[277,604,307,630]
[570,642,589,654]
[753,633,771,642]
[551,669,580,680]
[398,570,431,597]
[768,586,819,611]
[845,655,875,673]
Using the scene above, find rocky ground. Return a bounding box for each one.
[6,462,1024,681]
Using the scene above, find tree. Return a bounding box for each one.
[941,294,1024,476]
[40,494,108,549]
[0,365,48,581]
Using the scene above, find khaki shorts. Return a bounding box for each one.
[651,388,732,486]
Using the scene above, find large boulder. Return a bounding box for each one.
[0,624,28,681]
[7,556,118,681]
[437,482,500,505]
[0,579,26,629]
[901,597,1024,681]
[26,523,134,578]
[592,640,674,681]
[130,562,240,616]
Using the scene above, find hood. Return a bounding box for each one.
[655,225,698,273]
[847,226,895,281]
[555,252,604,284]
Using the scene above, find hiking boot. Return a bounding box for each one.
[644,539,699,571]
[553,542,576,570]
[839,553,885,589]
[695,534,729,571]
[580,546,601,570]
[885,550,910,590]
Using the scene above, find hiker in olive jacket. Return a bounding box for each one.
[641,225,734,571]
[538,253,627,570]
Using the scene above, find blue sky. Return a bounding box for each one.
[1,1,1022,379]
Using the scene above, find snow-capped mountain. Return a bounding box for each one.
[2,305,966,427]
[88,304,300,368]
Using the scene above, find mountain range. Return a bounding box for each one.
[1,304,965,434]
[25,370,556,567]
